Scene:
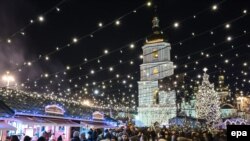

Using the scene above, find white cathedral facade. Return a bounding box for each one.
[137,16,177,126]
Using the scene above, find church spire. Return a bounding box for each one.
[146,5,164,44]
[152,6,160,28]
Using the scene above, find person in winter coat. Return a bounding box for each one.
[71,131,81,141]
[158,131,167,141]
[80,132,87,141]
[57,135,63,141]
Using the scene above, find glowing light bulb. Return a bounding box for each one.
[90,70,95,74]
[139,55,143,59]
[225,24,230,29]
[73,37,78,43]
[27,62,32,66]
[38,16,44,22]
[109,67,113,71]
[130,44,135,49]
[104,49,109,54]
[203,68,208,72]
[147,1,152,7]
[243,9,247,14]
[45,56,49,61]
[212,4,218,11]
[174,22,179,28]
[98,22,103,27]
[94,89,99,94]
[115,20,120,25]
[227,36,232,41]
[197,74,201,78]
[7,39,11,43]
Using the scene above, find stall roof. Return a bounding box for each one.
[0,121,16,130]
[0,100,15,118]
[12,116,55,125]
[9,116,81,127]
[47,118,81,127]
[0,88,111,120]
[81,120,116,128]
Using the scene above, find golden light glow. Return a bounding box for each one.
[153,49,158,58]
[146,39,164,44]
[153,68,159,75]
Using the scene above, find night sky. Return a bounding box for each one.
[0,0,249,110]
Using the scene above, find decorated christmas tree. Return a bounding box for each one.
[196,68,221,125]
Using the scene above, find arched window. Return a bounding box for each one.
[153,89,159,104]
[153,49,158,58]
[153,67,159,75]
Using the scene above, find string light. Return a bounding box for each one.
[174,22,179,28]
[147,1,152,7]
[115,20,120,26]
[130,44,135,49]
[27,62,32,66]
[109,67,114,72]
[243,9,247,14]
[7,39,11,43]
[94,89,99,94]
[66,66,70,70]
[139,55,143,59]
[90,70,95,74]
[45,56,49,61]
[56,7,60,12]
[227,36,232,41]
[98,22,103,27]
[38,16,44,22]
[4,0,236,84]
[225,23,230,29]
[104,49,109,54]
[73,37,78,43]
[212,4,218,11]
[2,0,250,110]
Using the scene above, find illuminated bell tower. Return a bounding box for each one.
[137,12,176,126]
[217,74,229,103]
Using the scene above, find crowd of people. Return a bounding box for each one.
[7,125,227,141]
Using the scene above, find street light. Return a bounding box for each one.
[2,73,15,87]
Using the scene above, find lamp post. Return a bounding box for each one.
[2,72,15,88]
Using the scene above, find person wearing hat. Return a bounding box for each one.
[71,131,80,141]
[121,133,129,141]
[23,136,31,141]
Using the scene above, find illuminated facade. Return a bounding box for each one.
[137,15,177,126]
